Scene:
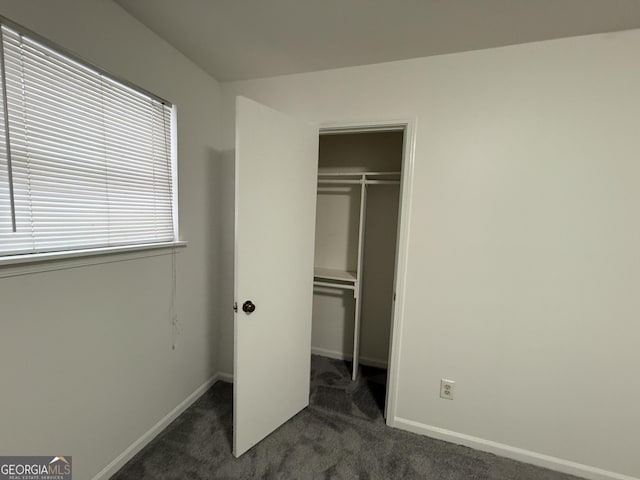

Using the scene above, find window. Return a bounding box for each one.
[0,19,176,259]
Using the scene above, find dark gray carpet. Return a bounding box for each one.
[112,355,584,479]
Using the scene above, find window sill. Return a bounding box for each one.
[0,241,187,278]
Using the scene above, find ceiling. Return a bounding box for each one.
[115,0,640,82]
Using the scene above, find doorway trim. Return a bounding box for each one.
[319,118,417,427]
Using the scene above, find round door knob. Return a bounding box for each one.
[242,300,256,314]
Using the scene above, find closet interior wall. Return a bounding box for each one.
[312,131,403,369]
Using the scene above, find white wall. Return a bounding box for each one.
[0,2,223,479]
[220,30,640,478]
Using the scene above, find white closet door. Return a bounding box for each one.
[233,96,318,457]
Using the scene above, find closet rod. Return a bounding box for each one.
[365,180,400,185]
[318,171,401,177]
[313,281,356,291]
[318,179,361,185]
[318,179,400,185]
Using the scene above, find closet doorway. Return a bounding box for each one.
[233,97,415,456]
[311,124,413,422]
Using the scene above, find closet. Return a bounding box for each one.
[312,130,403,381]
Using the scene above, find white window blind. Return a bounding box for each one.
[0,24,175,257]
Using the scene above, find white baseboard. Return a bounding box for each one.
[311,346,388,370]
[92,373,222,480]
[93,370,634,480]
[392,417,638,480]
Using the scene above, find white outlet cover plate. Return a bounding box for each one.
[440,379,455,400]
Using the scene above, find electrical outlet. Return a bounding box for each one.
[440,379,455,400]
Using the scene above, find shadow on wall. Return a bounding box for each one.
[213,148,236,376]
[204,147,221,374]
